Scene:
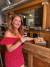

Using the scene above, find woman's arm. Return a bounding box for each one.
[6,40,22,52]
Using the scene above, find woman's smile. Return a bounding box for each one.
[16,24,20,28]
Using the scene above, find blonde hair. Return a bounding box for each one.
[8,15,24,35]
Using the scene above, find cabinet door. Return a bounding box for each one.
[39,32,44,38]
[44,33,50,41]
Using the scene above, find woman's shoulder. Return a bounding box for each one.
[4,30,12,37]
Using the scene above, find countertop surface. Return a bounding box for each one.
[24,29,50,33]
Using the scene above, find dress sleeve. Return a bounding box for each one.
[0,37,16,45]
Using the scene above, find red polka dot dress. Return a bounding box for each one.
[0,37,24,67]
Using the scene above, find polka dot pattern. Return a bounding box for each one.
[0,37,24,67]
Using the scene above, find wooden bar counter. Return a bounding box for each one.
[22,42,50,67]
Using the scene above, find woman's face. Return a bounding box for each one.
[13,16,21,29]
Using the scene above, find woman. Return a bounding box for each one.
[0,15,33,67]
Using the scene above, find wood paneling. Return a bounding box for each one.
[42,4,47,30]
[46,1,50,28]
[44,33,50,41]
[28,53,33,67]
[22,42,50,67]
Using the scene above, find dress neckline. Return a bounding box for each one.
[4,37,20,39]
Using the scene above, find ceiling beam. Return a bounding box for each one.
[3,0,47,14]
[14,4,43,14]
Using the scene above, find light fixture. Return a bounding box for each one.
[29,14,32,16]
[7,0,11,5]
[29,10,32,16]
[24,16,26,18]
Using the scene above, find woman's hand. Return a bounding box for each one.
[26,37,34,41]
[20,35,34,43]
[20,35,27,43]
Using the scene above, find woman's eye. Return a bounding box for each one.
[15,20,21,22]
